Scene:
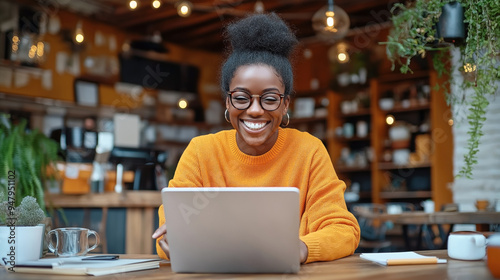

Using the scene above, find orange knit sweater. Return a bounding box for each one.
[156,128,360,263]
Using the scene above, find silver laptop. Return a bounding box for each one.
[161,187,301,274]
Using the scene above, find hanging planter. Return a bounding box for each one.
[380,0,500,179]
[436,1,466,45]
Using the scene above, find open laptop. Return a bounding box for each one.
[161,187,301,274]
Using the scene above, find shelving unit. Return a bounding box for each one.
[328,88,373,201]
[371,70,453,210]
[328,70,454,209]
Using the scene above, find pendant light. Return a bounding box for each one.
[312,0,350,41]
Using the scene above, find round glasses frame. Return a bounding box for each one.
[228,90,285,111]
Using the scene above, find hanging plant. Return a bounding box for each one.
[380,0,500,179]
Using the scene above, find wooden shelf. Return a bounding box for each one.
[290,116,327,124]
[381,103,430,113]
[377,70,430,83]
[379,191,432,199]
[335,136,370,143]
[337,108,371,118]
[377,162,431,170]
[335,165,371,173]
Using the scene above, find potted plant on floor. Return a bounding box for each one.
[0,195,46,264]
[380,0,500,178]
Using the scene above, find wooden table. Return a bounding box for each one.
[2,250,495,279]
[45,191,162,254]
[358,211,500,250]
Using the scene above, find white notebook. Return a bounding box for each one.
[360,252,447,266]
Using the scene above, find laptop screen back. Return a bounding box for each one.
[161,187,301,273]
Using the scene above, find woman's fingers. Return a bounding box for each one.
[158,235,170,259]
[153,223,170,259]
[152,223,167,239]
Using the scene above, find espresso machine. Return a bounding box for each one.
[109,147,168,191]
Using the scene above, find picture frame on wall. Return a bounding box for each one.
[74,79,99,106]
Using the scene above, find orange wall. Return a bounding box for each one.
[0,9,223,109]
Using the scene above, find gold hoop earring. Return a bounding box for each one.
[281,113,290,127]
[224,109,230,123]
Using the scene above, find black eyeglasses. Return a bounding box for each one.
[228,90,285,111]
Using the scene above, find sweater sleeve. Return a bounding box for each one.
[299,143,360,263]
[156,139,203,260]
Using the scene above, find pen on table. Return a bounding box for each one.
[83,255,120,261]
[386,257,447,266]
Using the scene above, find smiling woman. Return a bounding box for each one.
[153,12,360,265]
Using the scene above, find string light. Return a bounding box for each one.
[177,1,192,17]
[152,0,161,9]
[28,44,36,59]
[129,0,138,10]
[463,63,476,73]
[36,41,44,57]
[178,98,188,109]
[386,115,395,125]
[11,35,19,53]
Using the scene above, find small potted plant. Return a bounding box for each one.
[0,195,46,264]
[0,114,60,264]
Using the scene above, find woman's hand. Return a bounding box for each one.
[152,223,170,259]
[300,240,308,264]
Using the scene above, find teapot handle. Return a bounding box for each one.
[472,235,486,247]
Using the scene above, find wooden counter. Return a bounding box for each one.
[45,191,162,255]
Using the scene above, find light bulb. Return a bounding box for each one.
[75,21,84,44]
[326,11,335,29]
[312,5,350,40]
[129,0,138,10]
[152,0,161,9]
[178,98,188,109]
[254,1,264,13]
[337,52,349,63]
[75,33,84,43]
[386,115,395,125]
[177,1,192,17]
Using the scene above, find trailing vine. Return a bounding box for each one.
[380,0,500,179]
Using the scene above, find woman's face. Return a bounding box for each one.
[226,64,289,156]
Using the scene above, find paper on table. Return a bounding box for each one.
[12,257,162,276]
[360,252,447,266]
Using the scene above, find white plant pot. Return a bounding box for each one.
[0,225,44,265]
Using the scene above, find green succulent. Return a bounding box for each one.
[0,195,45,226]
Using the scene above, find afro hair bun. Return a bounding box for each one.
[226,13,298,58]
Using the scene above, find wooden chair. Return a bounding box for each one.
[351,203,392,252]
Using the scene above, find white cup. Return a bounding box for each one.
[421,200,435,213]
[447,231,486,260]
